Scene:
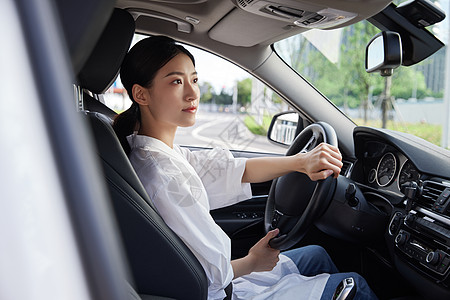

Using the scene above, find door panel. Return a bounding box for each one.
[211,185,271,258]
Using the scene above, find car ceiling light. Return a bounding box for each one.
[128,9,193,33]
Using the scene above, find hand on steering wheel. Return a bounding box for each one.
[293,142,342,181]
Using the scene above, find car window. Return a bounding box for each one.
[274,19,448,149]
[104,34,288,154]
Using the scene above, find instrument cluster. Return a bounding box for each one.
[362,141,421,195]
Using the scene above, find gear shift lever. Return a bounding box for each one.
[401,181,421,211]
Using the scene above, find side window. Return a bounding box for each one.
[103,35,288,154]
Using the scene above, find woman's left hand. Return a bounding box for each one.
[294,142,343,181]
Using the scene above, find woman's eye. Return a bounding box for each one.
[193,78,198,84]
[173,79,182,84]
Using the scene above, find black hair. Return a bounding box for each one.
[113,36,195,154]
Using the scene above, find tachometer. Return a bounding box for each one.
[376,152,397,187]
[398,160,420,190]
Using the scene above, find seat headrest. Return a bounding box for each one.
[78,9,135,94]
[54,0,115,74]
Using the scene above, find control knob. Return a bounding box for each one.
[395,232,408,245]
[404,213,415,226]
[426,251,441,266]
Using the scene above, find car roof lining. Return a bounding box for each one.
[117,0,392,48]
[118,0,393,81]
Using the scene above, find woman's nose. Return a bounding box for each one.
[185,82,199,101]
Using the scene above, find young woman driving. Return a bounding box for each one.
[113,36,377,300]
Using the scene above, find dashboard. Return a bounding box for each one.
[351,126,450,299]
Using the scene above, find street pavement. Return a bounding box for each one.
[174,111,286,154]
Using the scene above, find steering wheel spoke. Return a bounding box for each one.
[299,133,318,153]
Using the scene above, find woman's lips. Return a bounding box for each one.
[182,106,197,113]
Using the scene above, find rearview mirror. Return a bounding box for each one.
[365,31,402,76]
[267,111,299,147]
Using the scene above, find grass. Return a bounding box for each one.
[354,119,443,147]
[243,114,272,136]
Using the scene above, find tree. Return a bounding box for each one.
[391,66,429,99]
[199,82,214,103]
[340,21,382,123]
[274,35,309,74]
[305,50,344,106]
[276,18,431,125]
[237,78,252,106]
[214,88,233,105]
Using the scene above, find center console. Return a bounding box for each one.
[388,181,450,296]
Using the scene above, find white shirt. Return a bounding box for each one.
[127,134,329,300]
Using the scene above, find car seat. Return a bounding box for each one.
[76,8,207,300]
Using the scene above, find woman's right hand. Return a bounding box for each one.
[247,229,281,272]
[231,229,280,278]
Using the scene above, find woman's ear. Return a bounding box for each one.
[132,84,149,106]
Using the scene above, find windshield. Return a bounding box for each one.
[274,19,448,149]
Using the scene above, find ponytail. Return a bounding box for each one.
[113,102,140,155]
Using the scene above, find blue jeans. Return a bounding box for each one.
[283,245,378,300]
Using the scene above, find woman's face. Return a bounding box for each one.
[145,53,200,130]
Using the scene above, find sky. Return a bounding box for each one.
[435,0,449,44]
[185,46,249,93]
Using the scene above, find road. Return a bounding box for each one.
[174,111,286,154]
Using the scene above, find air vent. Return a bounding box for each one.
[237,0,254,8]
[418,180,447,209]
[340,161,353,177]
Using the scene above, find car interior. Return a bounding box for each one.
[41,0,450,299]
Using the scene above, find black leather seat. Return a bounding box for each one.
[77,8,207,300]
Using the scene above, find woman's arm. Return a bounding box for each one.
[242,143,343,183]
[231,229,280,279]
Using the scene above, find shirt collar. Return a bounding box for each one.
[127,133,176,156]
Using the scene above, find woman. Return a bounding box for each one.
[113,36,377,300]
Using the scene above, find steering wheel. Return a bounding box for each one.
[265,122,338,250]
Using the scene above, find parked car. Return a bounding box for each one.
[3,0,450,299]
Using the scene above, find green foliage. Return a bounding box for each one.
[198,78,254,107]
[280,20,435,110]
[339,21,382,109]
[271,92,284,104]
[237,78,252,106]
[199,82,214,103]
[214,88,233,105]
[243,114,272,136]
[390,66,429,99]
[305,50,345,105]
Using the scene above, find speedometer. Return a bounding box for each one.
[376,152,397,187]
[398,160,420,190]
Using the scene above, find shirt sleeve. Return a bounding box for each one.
[133,156,234,300]
[178,147,253,210]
